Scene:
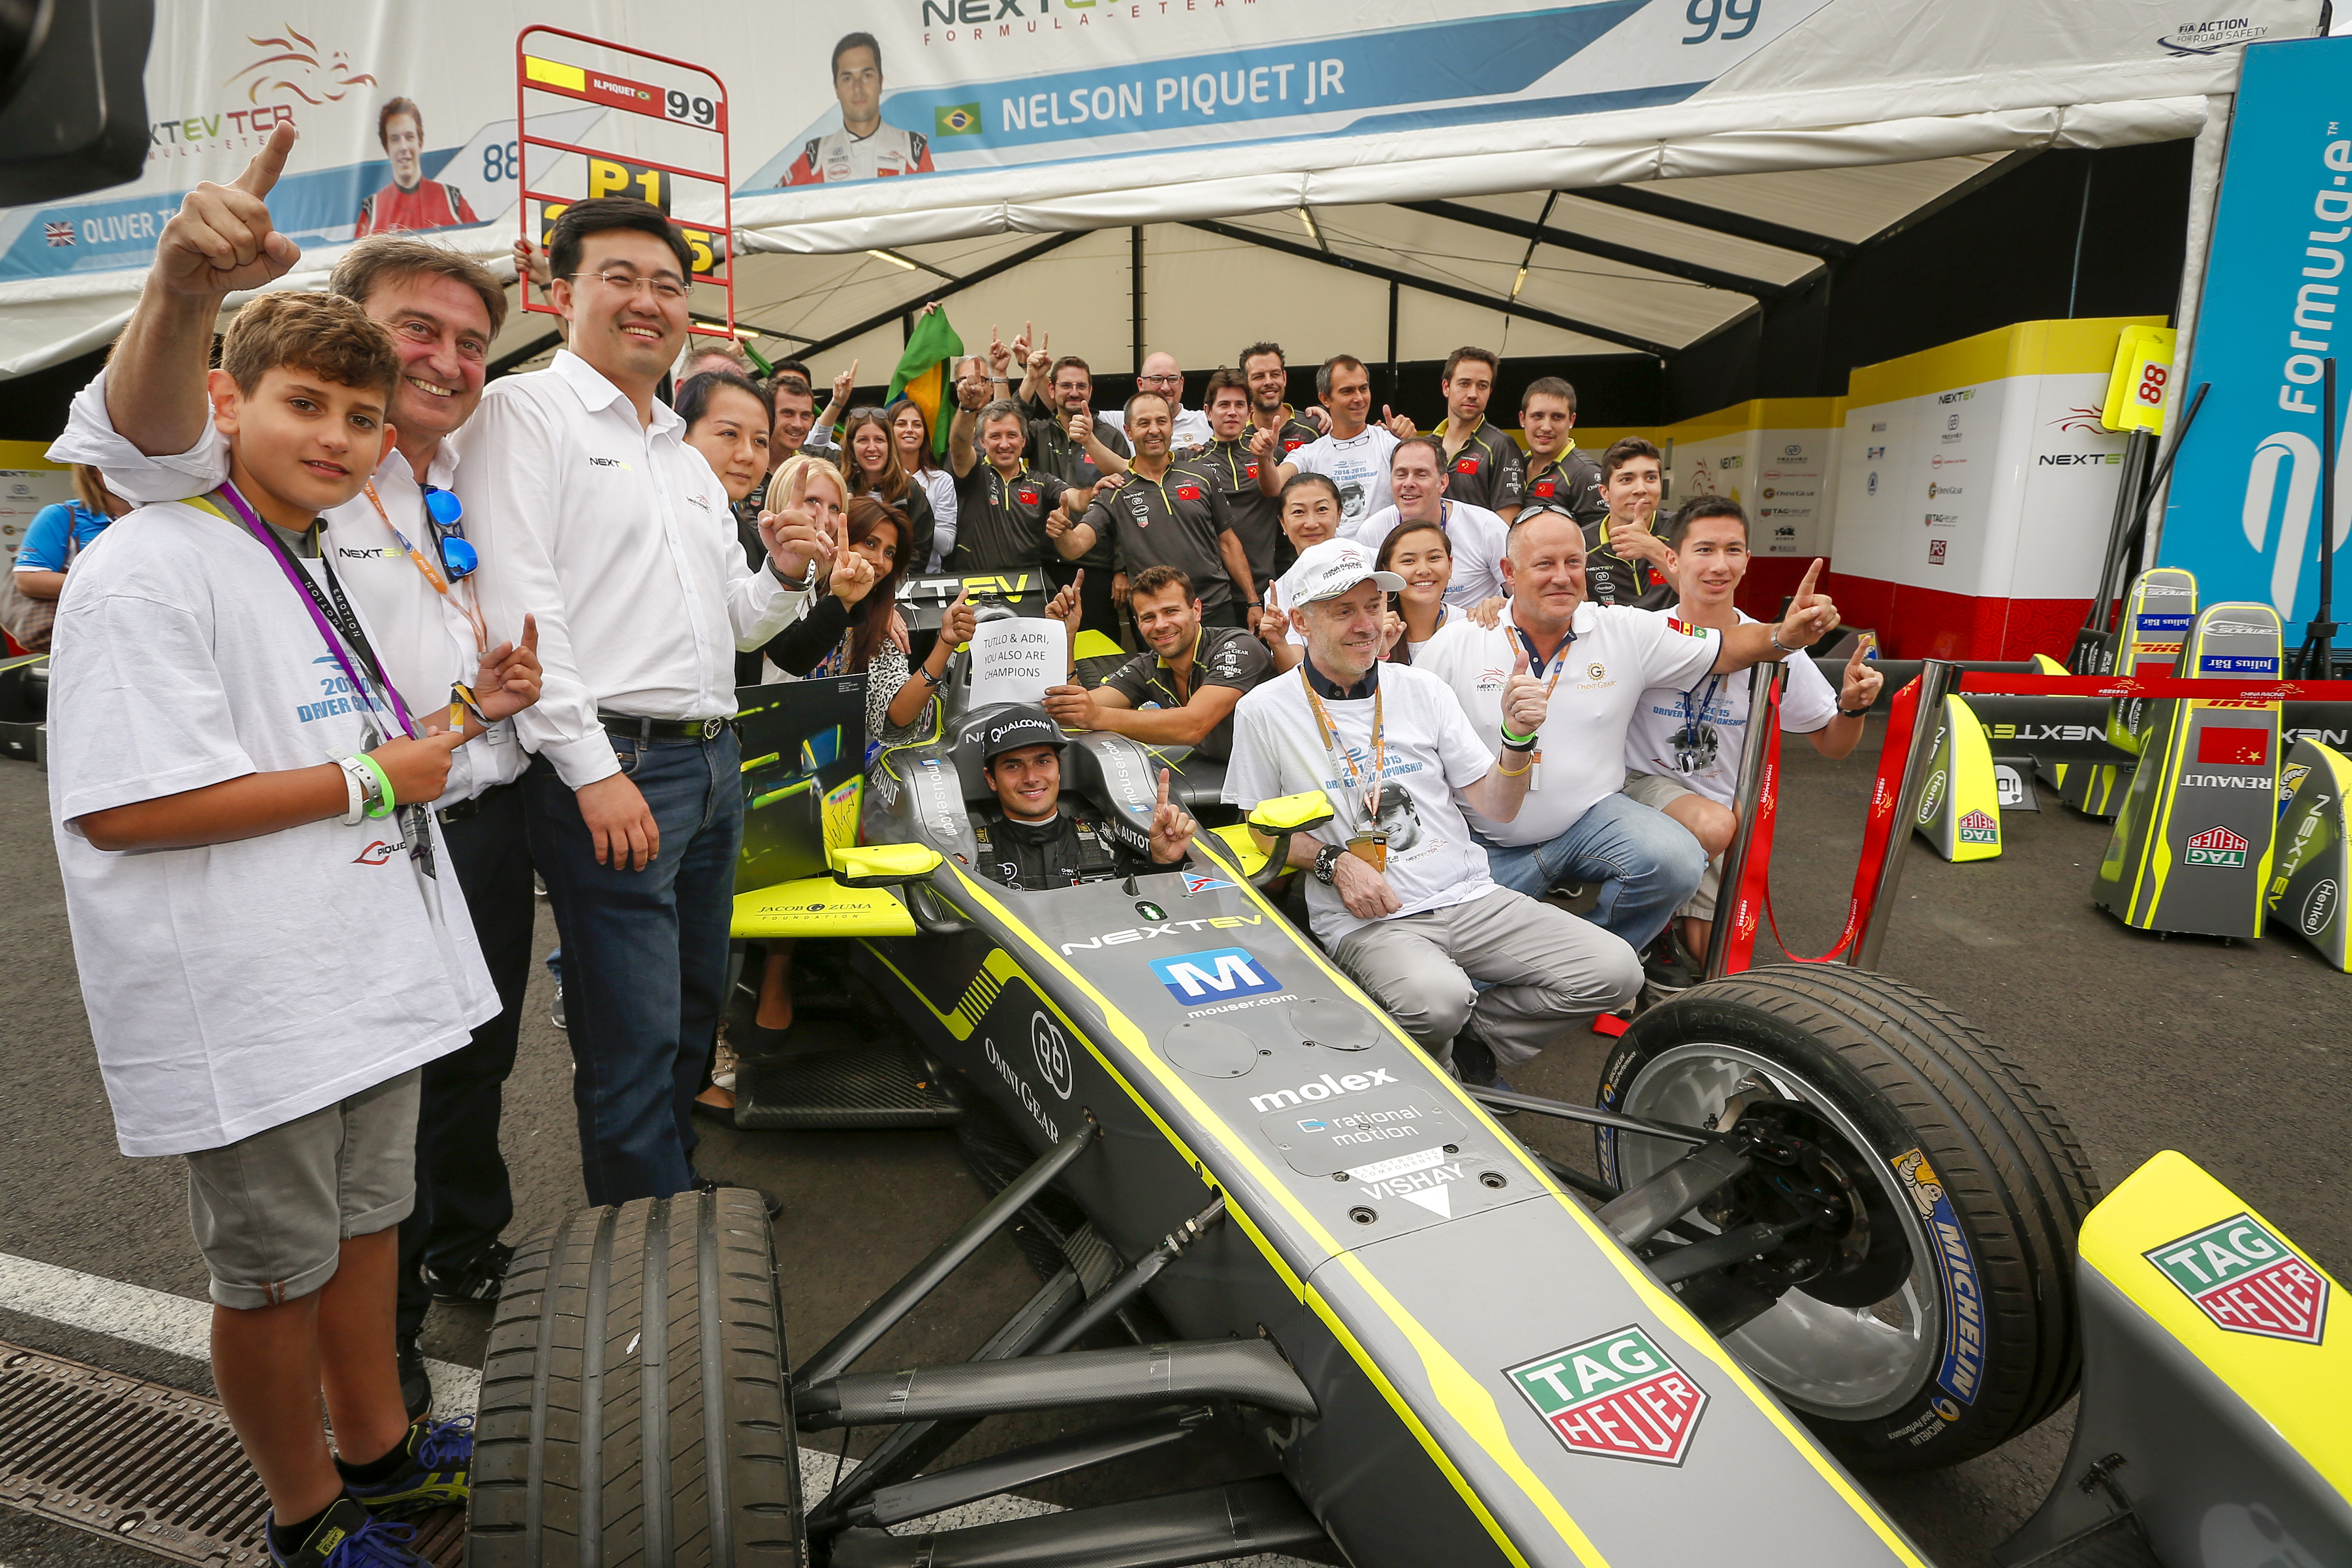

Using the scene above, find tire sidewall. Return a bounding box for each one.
[1596,992,2008,1467]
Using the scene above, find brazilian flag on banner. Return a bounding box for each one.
[888,309,965,462]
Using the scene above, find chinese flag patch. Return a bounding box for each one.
[1245,465,1259,479]
[1017,489,1040,505]
[1455,457,1479,474]
[1284,438,1305,452]
[1176,485,1202,500]
[1533,480,1555,497]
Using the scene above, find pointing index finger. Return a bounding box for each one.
[521,612,538,654]
[236,122,297,197]
[1157,768,1172,807]
[1796,557,1823,603]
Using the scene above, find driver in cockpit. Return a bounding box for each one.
[971,707,1199,890]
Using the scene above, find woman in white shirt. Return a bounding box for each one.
[891,398,958,570]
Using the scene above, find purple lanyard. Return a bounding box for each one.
[212,482,416,740]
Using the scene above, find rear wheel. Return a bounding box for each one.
[1595,964,2097,1472]
[468,1187,804,1565]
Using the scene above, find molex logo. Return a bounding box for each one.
[1505,1326,1708,1465]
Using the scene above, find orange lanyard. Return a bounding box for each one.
[1299,665,1384,825]
[363,479,487,653]
[1515,624,1575,701]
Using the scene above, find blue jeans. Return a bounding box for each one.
[526,729,742,1208]
[1474,789,1705,953]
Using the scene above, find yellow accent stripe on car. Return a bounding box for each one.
[932,867,1592,1568]
[2078,1150,2350,1492]
[1183,834,1929,1565]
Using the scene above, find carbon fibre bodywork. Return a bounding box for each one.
[847,698,1926,1568]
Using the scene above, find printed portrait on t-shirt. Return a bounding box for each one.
[1373,780,1424,854]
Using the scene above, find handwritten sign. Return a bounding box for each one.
[965,618,1067,709]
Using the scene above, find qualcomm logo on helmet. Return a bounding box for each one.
[2242,429,2352,616]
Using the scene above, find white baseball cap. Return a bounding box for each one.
[1288,538,1405,605]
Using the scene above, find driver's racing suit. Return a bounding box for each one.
[970,804,1184,891]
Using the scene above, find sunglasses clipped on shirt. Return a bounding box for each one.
[424,485,478,580]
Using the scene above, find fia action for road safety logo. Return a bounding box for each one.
[2144,1213,2330,1345]
[1504,1326,1707,1465]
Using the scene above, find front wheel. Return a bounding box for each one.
[1595,964,2097,1472]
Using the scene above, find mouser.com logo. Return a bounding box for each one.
[1150,947,1281,1007]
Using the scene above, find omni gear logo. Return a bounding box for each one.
[1031,1011,1073,1100]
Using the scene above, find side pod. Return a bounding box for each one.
[1997,1151,2351,1568]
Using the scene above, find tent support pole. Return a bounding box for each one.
[1131,226,1146,378]
[1387,281,1400,407]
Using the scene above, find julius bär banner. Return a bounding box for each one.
[0,0,2320,372]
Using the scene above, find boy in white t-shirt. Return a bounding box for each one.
[1223,539,1642,1083]
[47,293,540,1568]
[1622,496,1883,966]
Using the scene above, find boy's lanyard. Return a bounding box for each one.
[209,483,416,742]
[363,479,487,653]
[1676,672,1728,774]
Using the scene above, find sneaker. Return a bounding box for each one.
[1642,932,1697,998]
[423,1239,513,1306]
[1450,1027,1519,1114]
[343,1414,474,1519]
[551,982,566,1030]
[396,1339,432,1423]
[269,1497,427,1567]
[693,1174,782,1219]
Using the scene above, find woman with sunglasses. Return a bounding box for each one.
[890,399,957,571]
[840,407,936,575]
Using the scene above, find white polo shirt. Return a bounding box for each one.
[1625,609,1841,806]
[48,370,526,800]
[1288,425,1398,528]
[461,350,809,788]
[1416,602,1720,846]
[1340,500,1511,606]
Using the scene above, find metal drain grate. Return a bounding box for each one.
[0,1340,464,1565]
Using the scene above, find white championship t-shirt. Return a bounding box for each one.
[46,500,497,1158]
[1223,662,1497,944]
[1416,602,1720,847]
[1625,609,1841,806]
[1288,426,1399,529]
[1341,500,1511,606]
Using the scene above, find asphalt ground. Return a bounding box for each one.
[0,717,2344,1566]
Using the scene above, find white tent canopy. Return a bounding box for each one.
[0,0,2304,378]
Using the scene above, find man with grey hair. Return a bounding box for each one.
[947,367,1100,571]
[1222,537,1642,1083]
[1416,505,1841,997]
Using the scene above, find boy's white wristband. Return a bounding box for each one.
[335,757,367,825]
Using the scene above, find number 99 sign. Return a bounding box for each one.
[1683,0,1760,43]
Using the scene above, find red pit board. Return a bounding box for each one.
[515,27,734,338]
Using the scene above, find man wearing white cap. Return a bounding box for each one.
[1223,539,1642,1082]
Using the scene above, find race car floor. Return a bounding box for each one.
[0,722,2344,1567]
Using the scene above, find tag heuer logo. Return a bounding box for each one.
[1505,1325,1707,1465]
[2145,1214,2329,1344]
[1957,809,1997,844]
[2186,824,2248,867]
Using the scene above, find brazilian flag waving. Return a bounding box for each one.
[888,309,965,462]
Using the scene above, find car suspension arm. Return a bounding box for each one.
[1466,1083,1717,1146]
[794,1117,1099,1390]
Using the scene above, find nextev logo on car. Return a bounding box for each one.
[1150,947,1279,1006]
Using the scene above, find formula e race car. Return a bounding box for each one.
[460,589,2352,1568]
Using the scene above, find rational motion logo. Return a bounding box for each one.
[1505,1326,1708,1465]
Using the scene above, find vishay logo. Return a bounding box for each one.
[1248,1068,1397,1114]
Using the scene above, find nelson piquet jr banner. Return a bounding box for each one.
[0,0,2320,357]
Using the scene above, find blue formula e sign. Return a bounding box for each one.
[2161,34,2352,645]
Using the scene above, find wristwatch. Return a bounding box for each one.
[1837,700,1874,718]
[1312,843,1346,884]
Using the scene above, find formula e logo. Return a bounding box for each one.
[2242,429,2352,617]
[1031,1012,1073,1099]
[1150,947,1279,1005]
[1506,1326,1708,1466]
